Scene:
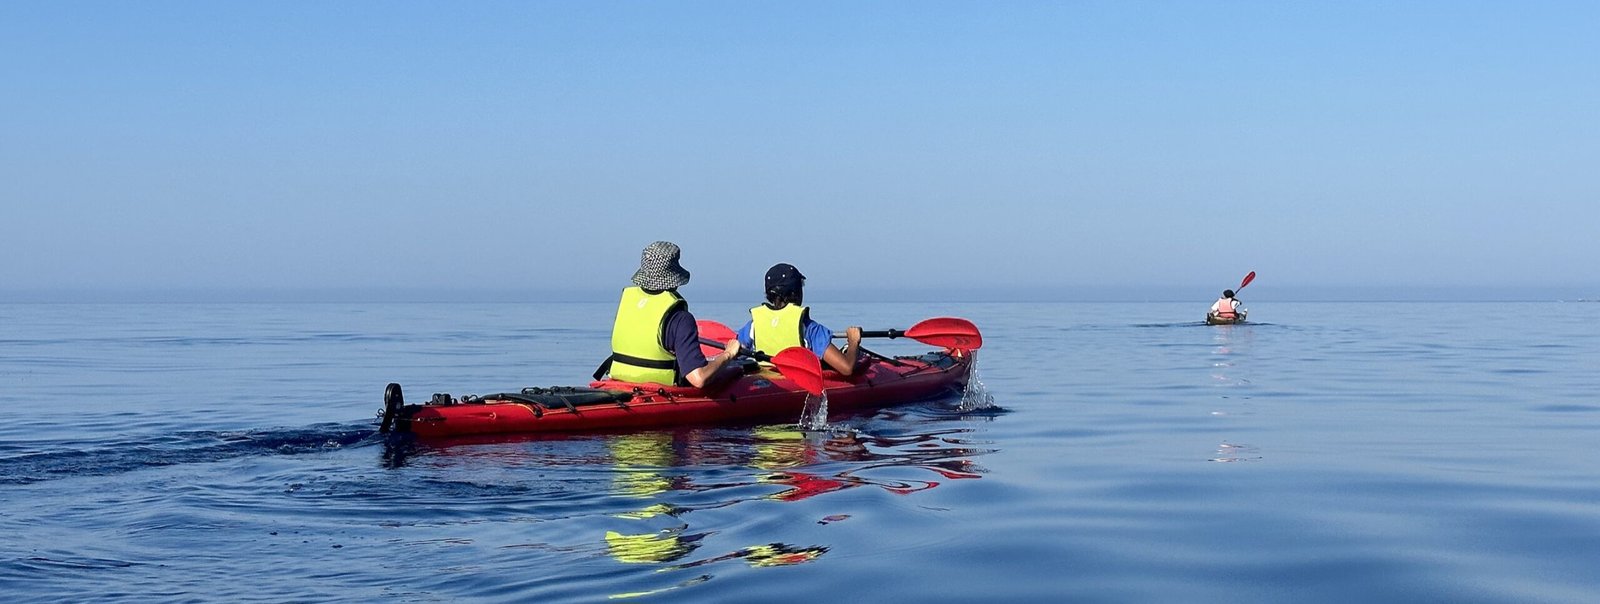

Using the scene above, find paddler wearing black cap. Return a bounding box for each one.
[734,263,864,376]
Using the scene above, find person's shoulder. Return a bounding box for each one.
[803,317,831,338]
[664,307,699,331]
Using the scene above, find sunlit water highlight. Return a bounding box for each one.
[2,301,1598,602]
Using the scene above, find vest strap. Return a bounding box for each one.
[596,352,677,382]
[611,352,677,370]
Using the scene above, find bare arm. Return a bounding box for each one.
[821,326,862,375]
[684,339,740,388]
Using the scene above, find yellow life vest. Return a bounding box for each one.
[607,287,686,384]
[749,303,809,357]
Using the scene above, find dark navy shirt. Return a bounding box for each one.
[661,308,708,384]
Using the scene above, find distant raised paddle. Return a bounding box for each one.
[1237,271,1256,292]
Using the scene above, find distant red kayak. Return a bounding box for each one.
[380,351,971,438]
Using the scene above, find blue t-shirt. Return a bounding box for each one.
[735,316,833,357]
[661,308,709,384]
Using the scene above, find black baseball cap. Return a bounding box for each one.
[764,263,806,296]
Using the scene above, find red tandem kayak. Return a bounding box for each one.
[379,351,971,438]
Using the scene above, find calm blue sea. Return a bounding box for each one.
[3,301,1598,603]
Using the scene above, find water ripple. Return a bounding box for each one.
[0,424,375,485]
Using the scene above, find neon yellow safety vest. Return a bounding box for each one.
[749,303,809,357]
[608,287,687,384]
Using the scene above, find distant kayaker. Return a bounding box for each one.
[736,263,864,376]
[596,241,740,388]
[1210,289,1242,320]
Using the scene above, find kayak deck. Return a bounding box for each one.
[1205,311,1248,325]
[381,351,971,437]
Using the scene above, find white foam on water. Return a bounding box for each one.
[957,352,996,412]
[798,391,831,431]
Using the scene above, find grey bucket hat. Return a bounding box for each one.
[632,241,691,290]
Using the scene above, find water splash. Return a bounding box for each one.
[797,392,831,431]
[957,352,997,412]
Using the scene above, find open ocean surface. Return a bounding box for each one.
[2,301,1597,603]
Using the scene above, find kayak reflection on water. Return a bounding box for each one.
[598,425,987,571]
[376,415,992,576]
[665,542,830,569]
[604,527,709,564]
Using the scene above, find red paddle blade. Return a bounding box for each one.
[697,320,737,342]
[1238,271,1256,291]
[697,319,738,358]
[771,347,825,395]
[904,317,983,350]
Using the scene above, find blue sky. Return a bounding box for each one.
[3,1,1596,301]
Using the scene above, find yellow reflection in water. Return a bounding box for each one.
[750,426,810,470]
[609,432,674,498]
[604,528,699,564]
[614,503,674,520]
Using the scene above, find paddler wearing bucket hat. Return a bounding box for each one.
[595,241,740,388]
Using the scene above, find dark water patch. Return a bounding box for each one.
[1532,404,1600,413]
[0,423,376,485]
[869,396,1009,422]
[1527,342,1580,349]
[5,554,143,571]
[1490,367,1549,375]
[1148,341,1220,349]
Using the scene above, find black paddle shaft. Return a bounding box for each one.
[856,329,903,339]
[699,337,772,362]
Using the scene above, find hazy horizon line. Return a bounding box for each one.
[4,285,1597,304]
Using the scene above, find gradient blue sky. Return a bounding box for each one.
[3,1,1596,301]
